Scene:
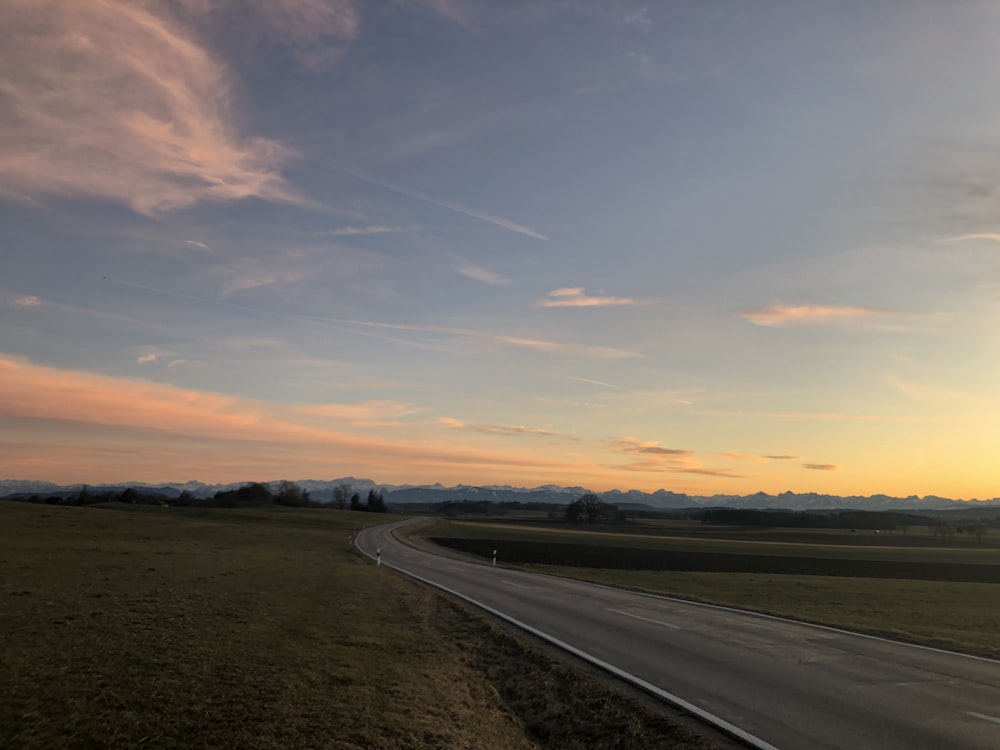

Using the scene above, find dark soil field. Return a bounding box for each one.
[430,537,1000,583]
[418,520,1000,656]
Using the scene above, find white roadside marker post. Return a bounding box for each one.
[492,548,497,567]
[376,547,381,566]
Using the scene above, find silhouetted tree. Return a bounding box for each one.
[213,482,273,506]
[174,490,195,506]
[333,483,352,509]
[366,489,386,513]
[275,480,309,507]
[565,493,607,523]
[349,493,363,511]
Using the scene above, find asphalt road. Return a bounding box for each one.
[356,520,1000,750]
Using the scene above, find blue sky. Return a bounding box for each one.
[3,0,1000,497]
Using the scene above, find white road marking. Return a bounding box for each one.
[966,711,1000,726]
[502,580,531,589]
[608,608,681,630]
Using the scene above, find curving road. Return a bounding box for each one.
[356,520,1000,750]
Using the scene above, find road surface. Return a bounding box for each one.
[355,520,1000,750]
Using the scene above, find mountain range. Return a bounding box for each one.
[2,478,999,512]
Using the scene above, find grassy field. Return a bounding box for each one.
[1,502,721,750]
[422,519,1000,658]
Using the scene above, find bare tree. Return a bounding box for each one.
[565,493,607,523]
[333,482,352,509]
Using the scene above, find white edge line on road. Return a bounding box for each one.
[502,580,531,589]
[966,711,1000,726]
[355,530,780,750]
[608,608,681,630]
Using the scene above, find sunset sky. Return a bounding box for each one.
[3,1,1000,498]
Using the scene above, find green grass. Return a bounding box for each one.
[1,502,721,750]
[524,566,1000,656]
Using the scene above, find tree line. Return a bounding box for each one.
[5,481,388,512]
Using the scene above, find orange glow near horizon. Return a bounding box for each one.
[1,354,998,500]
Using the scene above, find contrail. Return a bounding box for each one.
[344,168,550,241]
[570,376,624,390]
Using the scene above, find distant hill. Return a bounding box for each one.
[2,478,999,512]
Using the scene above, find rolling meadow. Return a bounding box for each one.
[1,502,721,750]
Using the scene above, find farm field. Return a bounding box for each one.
[0,502,720,750]
[422,519,1000,657]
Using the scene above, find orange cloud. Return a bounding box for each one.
[722,451,770,463]
[803,463,838,471]
[0,0,300,215]
[0,354,595,485]
[612,437,691,456]
[538,288,635,307]
[740,304,882,327]
[723,452,799,463]
[610,437,741,477]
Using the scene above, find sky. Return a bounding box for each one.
[3,0,1000,498]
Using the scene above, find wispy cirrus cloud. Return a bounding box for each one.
[323,225,413,236]
[11,295,41,307]
[723,452,799,463]
[493,335,640,359]
[251,0,361,71]
[538,287,635,307]
[185,240,211,251]
[694,410,923,422]
[438,417,568,439]
[884,374,970,403]
[456,263,511,285]
[421,0,473,26]
[219,264,310,296]
[947,233,1000,243]
[740,304,884,327]
[0,1,303,216]
[803,463,838,471]
[338,318,640,358]
[298,400,425,424]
